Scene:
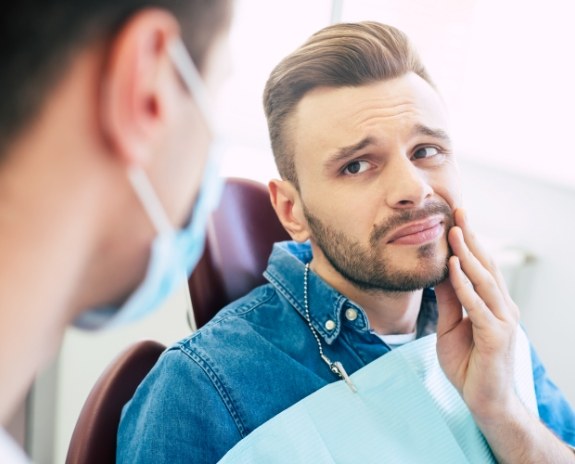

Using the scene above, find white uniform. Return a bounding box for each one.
[0,428,29,464]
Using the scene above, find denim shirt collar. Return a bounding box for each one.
[263,241,438,346]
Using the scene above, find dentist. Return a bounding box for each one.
[0,0,233,461]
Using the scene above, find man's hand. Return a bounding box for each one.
[435,208,519,419]
[435,208,575,463]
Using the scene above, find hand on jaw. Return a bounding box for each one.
[435,208,519,420]
[434,208,574,463]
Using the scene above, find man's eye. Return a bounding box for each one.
[413,146,440,160]
[343,160,370,175]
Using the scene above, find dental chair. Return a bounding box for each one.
[188,176,290,328]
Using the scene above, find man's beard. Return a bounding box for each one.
[303,202,454,293]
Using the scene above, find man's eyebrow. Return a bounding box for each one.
[325,136,376,169]
[412,123,451,143]
[324,126,450,170]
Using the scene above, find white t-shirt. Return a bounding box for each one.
[0,428,29,464]
[372,331,417,349]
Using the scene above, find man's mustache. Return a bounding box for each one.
[370,202,454,246]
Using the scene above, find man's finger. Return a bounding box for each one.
[434,278,463,337]
[449,227,508,319]
[448,255,497,330]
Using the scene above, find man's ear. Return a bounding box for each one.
[269,179,310,243]
[99,9,181,167]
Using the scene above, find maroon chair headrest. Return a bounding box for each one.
[188,177,290,329]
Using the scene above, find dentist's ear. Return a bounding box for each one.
[269,179,311,243]
[99,9,181,167]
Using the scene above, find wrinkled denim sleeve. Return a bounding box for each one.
[532,344,575,446]
[116,347,242,464]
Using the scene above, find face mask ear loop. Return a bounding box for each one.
[128,166,173,235]
[127,39,215,237]
[167,39,215,134]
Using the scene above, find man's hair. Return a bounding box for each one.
[263,21,433,186]
[0,0,232,158]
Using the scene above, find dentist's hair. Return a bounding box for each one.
[263,21,433,187]
[0,0,232,157]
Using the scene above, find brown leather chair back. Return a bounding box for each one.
[188,177,290,328]
[65,340,166,464]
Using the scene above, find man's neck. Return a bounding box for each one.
[309,257,423,336]
[350,287,423,335]
[0,147,82,423]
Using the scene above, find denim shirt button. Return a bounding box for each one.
[345,308,358,321]
[324,320,336,331]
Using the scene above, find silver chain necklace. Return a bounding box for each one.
[303,263,357,393]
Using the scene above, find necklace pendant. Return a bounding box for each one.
[332,361,358,393]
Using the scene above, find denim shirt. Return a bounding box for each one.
[117,241,575,463]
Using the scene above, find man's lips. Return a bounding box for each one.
[386,216,445,245]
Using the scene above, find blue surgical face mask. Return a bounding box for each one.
[74,39,224,330]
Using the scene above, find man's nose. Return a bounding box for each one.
[384,156,433,209]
